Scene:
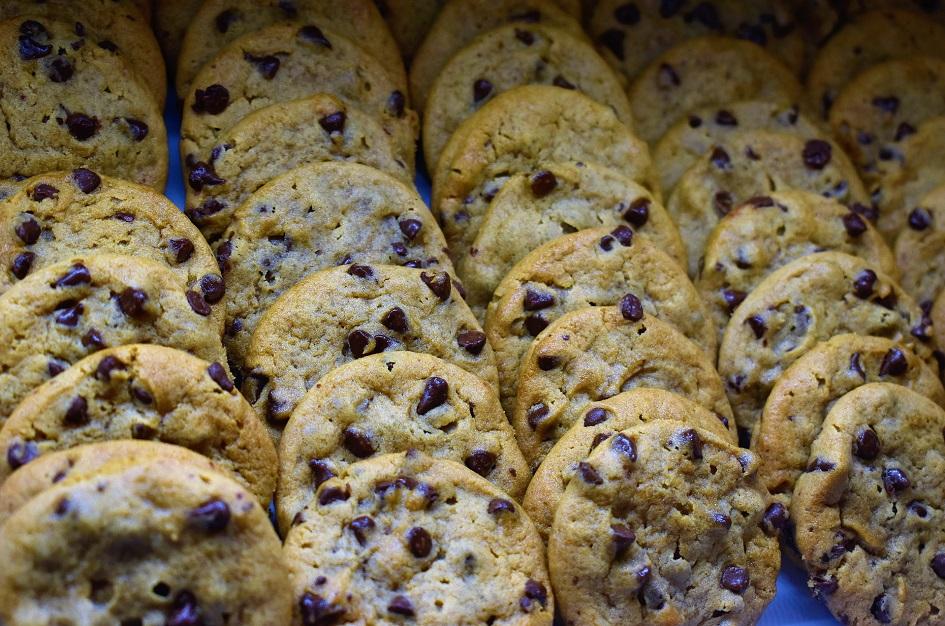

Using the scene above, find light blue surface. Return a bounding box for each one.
[162,90,837,626]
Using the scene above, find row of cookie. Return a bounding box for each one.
[0,9,168,195]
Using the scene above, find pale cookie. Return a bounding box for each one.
[422,23,633,171]
[0,449,291,624]
[627,36,804,143]
[524,388,736,540]
[549,420,781,625]
[283,451,554,625]
[184,94,413,240]
[0,254,227,426]
[153,0,201,62]
[0,344,277,504]
[0,17,167,190]
[653,99,823,196]
[176,0,403,98]
[590,0,805,80]
[409,0,583,111]
[755,334,945,510]
[718,251,932,438]
[668,129,868,276]
[457,162,684,310]
[793,383,945,625]
[276,351,529,534]
[513,304,734,467]
[485,225,714,415]
[698,190,896,344]
[242,264,498,429]
[895,183,945,309]
[432,85,654,262]
[216,161,452,371]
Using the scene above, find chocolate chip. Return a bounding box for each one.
[166,590,200,626]
[520,580,547,612]
[457,329,486,355]
[465,450,497,476]
[299,593,345,626]
[883,467,910,495]
[243,52,280,79]
[387,90,406,117]
[118,117,149,142]
[192,84,230,114]
[620,293,644,321]
[387,595,414,617]
[377,308,407,334]
[420,271,451,300]
[842,212,867,237]
[405,526,432,558]
[54,263,90,288]
[710,146,731,170]
[908,207,932,230]
[552,75,575,89]
[537,355,560,370]
[95,355,125,381]
[18,34,51,60]
[715,110,737,126]
[872,96,899,114]
[849,352,865,378]
[70,167,100,194]
[526,402,549,429]
[473,78,493,102]
[6,440,38,469]
[584,407,608,426]
[186,290,212,316]
[169,238,195,264]
[720,565,749,594]
[131,386,153,405]
[299,24,332,47]
[514,28,535,44]
[611,433,637,462]
[10,251,33,280]
[879,347,908,376]
[610,225,634,246]
[853,427,881,460]
[64,113,100,141]
[802,139,832,170]
[714,191,734,216]
[189,499,230,532]
[524,314,548,336]
[19,20,47,38]
[530,170,557,198]
[81,329,105,350]
[417,377,448,415]
[851,202,879,223]
[188,162,225,191]
[98,40,118,52]
[308,459,335,487]
[762,503,789,536]
[710,513,732,529]
[319,111,346,134]
[597,29,625,60]
[578,461,603,485]
[47,56,74,82]
[348,515,374,545]
[870,594,892,623]
[659,62,681,88]
[678,429,703,459]
[523,288,554,311]
[398,219,422,241]
[895,121,916,141]
[342,427,374,458]
[346,264,373,279]
[345,330,373,358]
[623,198,650,227]
[488,498,515,515]
[722,289,747,314]
[207,362,233,392]
[852,269,877,299]
[931,553,945,579]
[746,315,766,339]
[117,288,148,317]
[810,574,838,598]
[318,484,350,505]
[608,523,636,558]
[807,458,835,472]
[615,2,641,24]
[214,7,239,32]
[63,396,88,426]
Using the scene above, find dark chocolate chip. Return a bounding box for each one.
[520,579,547,612]
[710,146,731,170]
[18,35,51,60]
[215,8,239,32]
[166,590,200,626]
[387,90,406,118]
[406,526,432,557]
[124,118,149,141]
[95,355,125,381]
[187,162,225,191]
[623,198,650,227]
[678,428,703,459]
[117,288,148,317]
[457,329,486,355]
[192,84,230,115]
[523,288,554,311]
[882,467,910,495]
[530,170,557,198]
[514,28,535,44]
[47,57,74,82]
[908,207,932,230]
[207,362,234,391]
[488,498,515,515]
[347,264,373,279]
[895,121,916,141]
[6,440,38,469]
[597,29,625,60]
[746,315,766,339]
[11,251,34,280]
[611,523,636,557]
[348,515,375,545]
[399,218,422,240]
[552,75,575,89]
[319,111,346,134]
[417,377,448,415]
[473,78,493,102]
[387,595,414,617]
[342,427,374,458]
[931,553,945,579]
[715,109,737,126]
[381,307,408,333]
[524,314,548,336]
[318,484,350,505]
[30,183,59,202]
[578,461,603,485]
[169,238,195,264]
[584,407,609,426]
[612,433,636,461]
[65,113,100,140]
[186,290,212,316]
[810,574,838,598]
[714,191,734,216]
[308,459,335,487]
[243,52,280,79]
[420,271,451,300]
[63,396,88,426]
[807,458,835,472]
[720,565,749,594]
[852,269,877,299]
[620,293,644,321]
[762,503,789,536]
[81,328,105,350]
[299,25,332,47]
[189,499,230,532]
[54,263,91,288]
[849,352,865,378]
[537,355,560,370]
[855,425,882,463]
[872,96,899,114]
[879,347,908,376]
[526,402,549,429]
[802,139,832,170]
[722,289,747,314]
[299,592,345,626]
[842,212,867,237]
[611,225,634,246]
[465,450,497,476]
[870,594,892,624]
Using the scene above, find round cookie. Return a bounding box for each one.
[180,22,417,181]
[184,94,414,240]
[894,183,945,309]
[153,0,201,62]
[283,451,554,625]
[0,254,227,426]
[698,190,897,343]
[548,420,781,625]
[653,99,824,196]
[409,0,583,111]
[276,352,529,535]
[513,304,734,468]
[0,344,277,504]
[627,36,804,143]
[0,0,165,107]
[0,170,222,330]
[828,56,945,181]
[668,129,868,276]
[422,23,633,170]
[375,0,446,60]
[793,383,945,625]
[485,225,714,415]
[808,10,945,119]
[590,0,805,80]
[718,251,932,439]
[456,162,685,310]
[242,264,498,428]
[0,17,167,190]
[216,161,453,370]
[0,449,291,624]
[432,85,654,261]
[755,334,945,509]
[524,388,736,540]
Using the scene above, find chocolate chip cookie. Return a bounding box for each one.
[668,129,868,276]
[698,189,897,344]
[590,0,805,81]
[524,388,736,540]
[216,161,452,371]
[375,0,446,60]
[485,225,714,415]
[653,99,823,196]
[793,383,945,625]
[242,264,498,429]
[176,0,403,98]
[456,162,684,311]
[422,23,633,170]
[934,290,945,357]
[184,93,413,239]
[628,36,804,143]
[718,251,932,439]
[894,183,945,309]
[755,334,945,510]
[0,344,277,503]
[276,351,529,534]
[0,170,222,330]
[409,0,583,111]
[180,22,417,183]
[513,304,734,467]
[153,0,201,62]
[0,17,167,190]
[549,419,781,625]
[0,254,227,426]
[0,447,291,624]
[282,451,554,625]
[432,85,654,265]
